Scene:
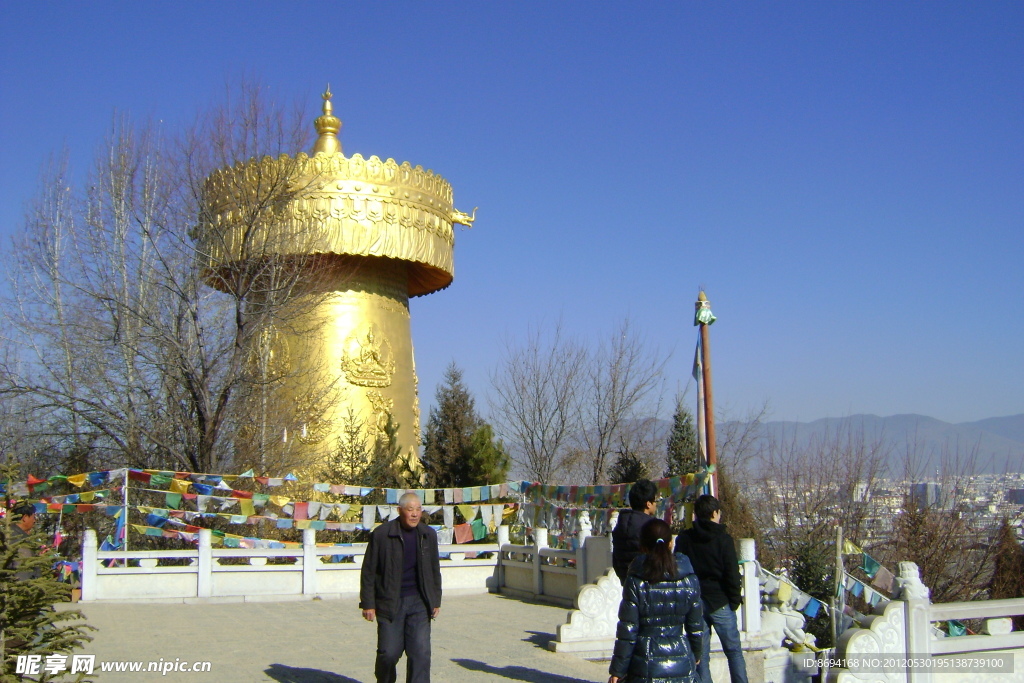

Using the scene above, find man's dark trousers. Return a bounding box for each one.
[375,594,431,683]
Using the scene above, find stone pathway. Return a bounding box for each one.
[72,594,609,682]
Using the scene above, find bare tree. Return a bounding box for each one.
[0,81,339,474]
[488,319,667,485]
[697,401,772,543]
[748,421,892,571]
[715,400,771,476]
[577,319,667,485]
[488,323,586,484]
[876,438,998,602]
[745,420,1003,605]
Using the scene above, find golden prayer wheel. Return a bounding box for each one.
[196,88,475,474]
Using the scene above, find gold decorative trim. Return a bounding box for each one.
[198,153,458,296]
[204,153,453,211]
[368,292,411,318]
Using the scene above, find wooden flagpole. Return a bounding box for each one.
[696,291,718,496]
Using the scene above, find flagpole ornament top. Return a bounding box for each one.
[695,290,717,326]
[313,85,342,155]
[198,87,478,296]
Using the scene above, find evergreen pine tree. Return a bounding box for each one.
[789,538,834,647]
[321,411,420,492]
[466,425,510,486]
[366,415,419,491]
[609,450,650,484]
[422,363,476,487]
[988,519,1024,630]
[421,363,506,487]
[319,409,373,484]
[1,466,94,681]
[665,396,702,477]
[716,462,761,545]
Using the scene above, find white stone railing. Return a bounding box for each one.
[827,562,1024,683]
[495,526,614,607]
[926,598,1024,657]
[494,525,764,628]
[80,528,499,603]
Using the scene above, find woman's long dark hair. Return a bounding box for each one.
[639,518,677,582]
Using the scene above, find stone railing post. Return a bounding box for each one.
[303,528,318,596]
[738,538,761,635]
[576,512,592,590]
[496,525,510,590]
[533,528,548,597]
[197,529,213,598]
[81,529,98,602]
[353,544,365,567]
[900,561,933,683]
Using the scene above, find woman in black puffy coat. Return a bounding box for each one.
[608,518,704,683]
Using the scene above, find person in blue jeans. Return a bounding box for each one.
[674,495,748,683]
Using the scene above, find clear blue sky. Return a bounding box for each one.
[1,3,1021,425]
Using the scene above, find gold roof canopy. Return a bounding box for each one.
[198,88,476,297]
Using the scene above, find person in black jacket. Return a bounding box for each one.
[612,479,658,581]
[360,492,442,683]
[675,494,748,683]
[608,518,704,683]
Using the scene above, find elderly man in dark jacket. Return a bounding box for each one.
[612,479,658,581]
[675,494,748,683]
[360,492,442,683]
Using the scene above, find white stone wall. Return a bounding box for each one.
[81,528,501,603]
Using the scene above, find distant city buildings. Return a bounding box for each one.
[1005,489,1024,505]
[910,482,942,510]
[755,473,1024,546]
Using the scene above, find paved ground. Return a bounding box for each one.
[71,594,610,682]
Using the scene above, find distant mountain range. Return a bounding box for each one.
[717,413,1024,475]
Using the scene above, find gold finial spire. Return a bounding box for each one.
[313,85,342,155]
